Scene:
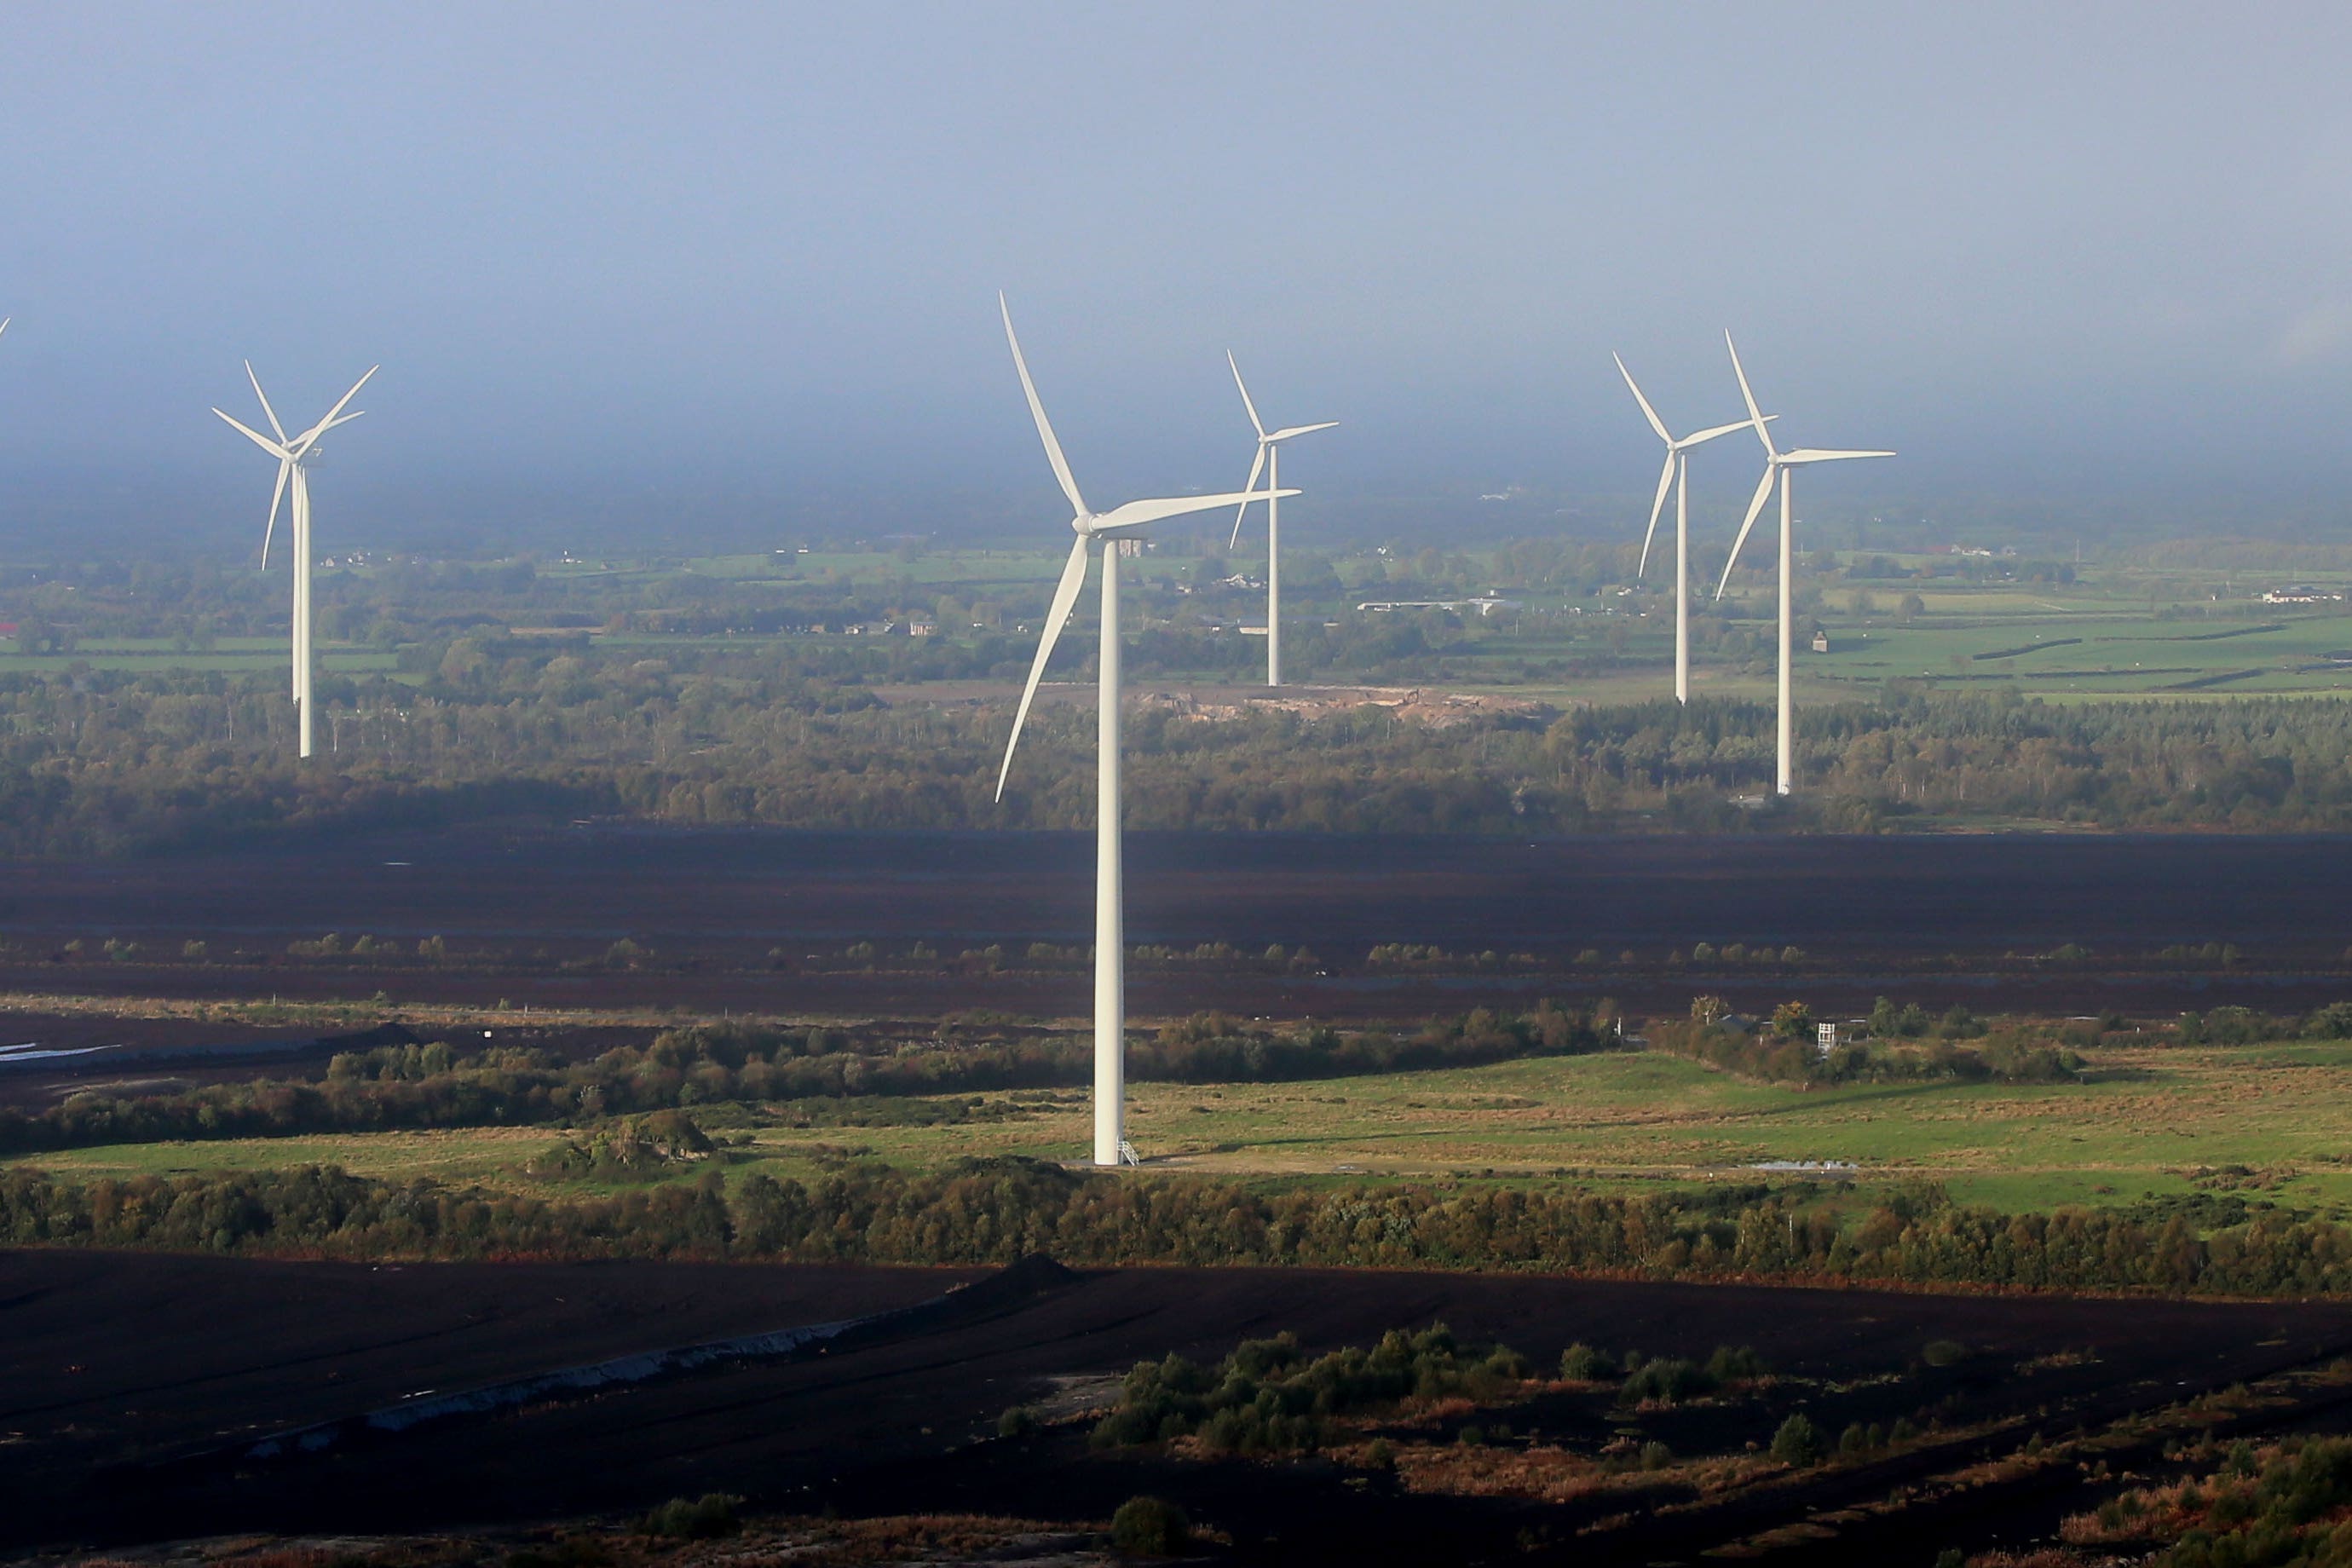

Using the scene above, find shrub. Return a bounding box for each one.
[1457,1425,1484,1446]
[1363,1437,1395,1471]
[640,1493,741,1539]
[1559,1341,1618,1381]
[1705,1344,1766,1382]
[998,1404,1035,1438]
[1110,1496,1190,1554]
[1620,1357,1715,1406]
[1771,1413,1822,1467]
[1922,1339,1965,1368]
[1640,1440,1673,1470]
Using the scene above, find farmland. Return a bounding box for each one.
[20,1032,2352,1218]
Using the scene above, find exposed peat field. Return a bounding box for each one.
[1,827,2350,1022]
[9,1249,2352,1565]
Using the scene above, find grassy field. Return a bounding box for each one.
[32,1041,2352,1218]
[14,546,2352,703]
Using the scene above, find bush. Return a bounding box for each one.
[640,1493,741,1539]
[1705,1344,1766,1381]
[998,1404,1035,1438]
[1091,1323,1529,1456]
[1921,1339,1965,1368]
[1110,1496,1190,1554]
[1771,1413,1822,1467]
[1559,1341,1618,1381]
[1640,1440,1673,1470]
[1620,1357,1716,1406]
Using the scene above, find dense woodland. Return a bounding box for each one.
[9,660,2352,853]
[3,545,2350,850]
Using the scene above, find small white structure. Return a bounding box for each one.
[1815,1022,1838,1057]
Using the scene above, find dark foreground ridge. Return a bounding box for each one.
[131,1252,1081,1479]
[10,1248,2352,1564]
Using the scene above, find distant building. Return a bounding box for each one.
[1358,596,1518,618]
[2263,584,2344,604]
[1811,630,1831,653]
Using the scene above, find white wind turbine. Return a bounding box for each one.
[214,363,377,760]
[1612,352,1766,704]
[1714,332,1891,795]
[1225,353,1335,686]
[994,296,1295,1167]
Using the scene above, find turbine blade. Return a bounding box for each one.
[1637,450,1675,577]
[292,365,377,456]
[1680,413,1772,448]
[1716,464,1778,599]
[245,361,289,442]
[214,407,291,458]
[1231,444,1267,549]
[0,318,10,339]
[1228,350,1266,440]
[996,536,1093,801]
[1613,353,1671,445]
[1000,295,1087,518]
[262,459,290,568]
[1779,447,1895,463]
[1724,331,1777,458]
[1092,488,1299,534]
[1267,421,1339,442]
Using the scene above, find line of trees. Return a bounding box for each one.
[5,1156,2349,1297]
[12,658,2352,852]
[0,1006,1610,1156]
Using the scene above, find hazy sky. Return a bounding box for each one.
[3,3,2349,549]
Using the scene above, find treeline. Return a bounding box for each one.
[12,648,2352,851]
[7,1156,2352,1297]
[0,1006,1608,1156]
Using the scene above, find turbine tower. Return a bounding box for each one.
[994,296,1294,1167]
[1225,353,1335,686]
[1713,333,1891,796]
[214,364,376,759]
[1611,352,1764,704]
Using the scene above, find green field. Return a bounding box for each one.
[35,1040,2352,1217]
[12,545,2352,704]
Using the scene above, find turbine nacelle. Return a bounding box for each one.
[1715,333,1894,599]
[995,295,1302,800]
[1614,350,1772,578]
[215,360,378,570]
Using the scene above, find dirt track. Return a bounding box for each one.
[9,1249,2352,1563]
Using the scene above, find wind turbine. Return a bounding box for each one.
[1713,333,1891,796]
[1611,352,1765,704]
[994,296,1295,1167]
[214,363,376,760]
[1225,354,1335,686]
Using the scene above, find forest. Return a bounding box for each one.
[5,539,2352,853]
[7,661,2352,854]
